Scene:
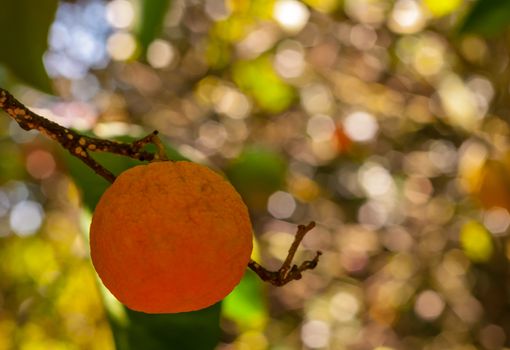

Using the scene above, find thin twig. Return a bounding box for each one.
[0,88,165,183]
[248,222,322,286]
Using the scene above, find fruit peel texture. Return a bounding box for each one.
[90,161,253,313]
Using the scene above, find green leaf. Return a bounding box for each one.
[458,0,510,37]
[222,270,268,330]
[0,142,24,183]
[226,147,287,212]
[0,0,57,92]
[233,55,295,113]
[110,304,222,350]
[132,0,172,57]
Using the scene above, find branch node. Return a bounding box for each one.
[249,221,321,286]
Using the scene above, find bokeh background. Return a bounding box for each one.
[2,0,510,349]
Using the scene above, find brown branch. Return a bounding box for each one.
[249,222,322,286]
[0,87,321,285]
[0,88,166,183]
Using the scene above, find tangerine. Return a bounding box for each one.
[89,161,253,313]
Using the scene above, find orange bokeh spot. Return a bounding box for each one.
[333,125,352,154]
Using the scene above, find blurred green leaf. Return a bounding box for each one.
[233,55,295,113]
[226,147,287,212]
[110,304,222,350]
[0,0,57,92]
[212,16,253,43]
[132,0,171,57]
[0,142,24,183]
[206,38,233,69]
[222,270,267,330]
[460,221,493,263]
[458,0,510,37]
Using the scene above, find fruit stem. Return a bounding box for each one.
[248,221,322,286]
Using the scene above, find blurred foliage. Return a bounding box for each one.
[226,147,287,213]
[232,55,296,113]
[458,0,510,36]
[132,0,171,57]
[460,220,493,262]
[110,304,221,350]
[0,0,56,92]
[423,0,462,17]
[5,0,510,349]
[222,270,268,331]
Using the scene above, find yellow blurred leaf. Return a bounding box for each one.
[0,319,15,350]
[303,0,340,13]
[424,0,463,17]
[233,55,295,113]
[56,264,105,318]
[212,16,253,43]
[289,175,321,202]
[460,221,493,262]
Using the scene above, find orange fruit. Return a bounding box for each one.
[89,161,253,313]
